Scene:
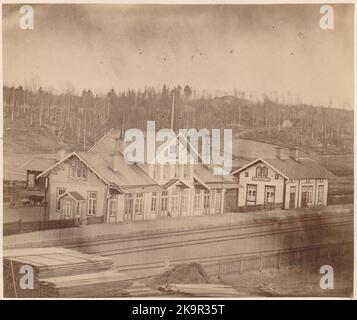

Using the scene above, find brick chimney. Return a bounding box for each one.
[290,148,300,161]
[56,149,66,162]
[275,147,282,159]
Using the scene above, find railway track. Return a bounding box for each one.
[113,240,354,273]
[69,213,352,259]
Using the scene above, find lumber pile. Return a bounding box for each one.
[4,247,113,279]
[41,270,133,297]
[121,281,163,297]
[159,283,239,297]
[3,247,113,297]
[3,247,159,298]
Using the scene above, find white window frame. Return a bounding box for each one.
[108,197,117,217]
[134,193,144,218]
[151,192,157,212]
[87,191,97,216]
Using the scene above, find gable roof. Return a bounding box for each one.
[37,151,160,191]
[161,178,190,190]
[59,191,85,201]
[77,152,159,187]
[88,128,116,153]
[232,157,335,180]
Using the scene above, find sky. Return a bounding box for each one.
[3,4,354,109]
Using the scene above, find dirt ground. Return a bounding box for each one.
[217,264,353,297]
[141,260,353,298]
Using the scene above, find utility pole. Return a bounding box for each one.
[170,91,175,132]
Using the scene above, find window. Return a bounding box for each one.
[256,167,261,178]
[275,174,279,180]
[28,173,36,187]
[301,186,313,204]
[247,185,257,202]
[70,161,87,181]
[87,192,97,215]
[256,166,268,178]
[135,193,144,216]
[161,191,168,212]
[56,188,66,212]
[151,192,157,212]
[108,197,117,217]
[265,186,275,203]
[245,172,249,177]
[318,185,324,203]
[124,194,133,219]
[194,189,201,209]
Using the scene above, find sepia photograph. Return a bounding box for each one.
[1,2,354,300]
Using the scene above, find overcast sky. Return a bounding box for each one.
[3,4,354,109]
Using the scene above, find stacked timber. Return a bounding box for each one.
[121,281,163,297]
[3,247,113,297]
[159,283,239,297]
[41,270,133,297]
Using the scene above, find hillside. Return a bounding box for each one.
[3,117,68,181]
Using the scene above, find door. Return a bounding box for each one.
[246,185,257,205]
[124,194,134,221]
[64,200,73,219]
[159,192,169,218]
[224,189,238,213]
[203,191,210,215]
[289,187,296,209]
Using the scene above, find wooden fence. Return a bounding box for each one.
[3,219,78,236]
[203,241,353,278]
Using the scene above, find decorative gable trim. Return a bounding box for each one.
[231,158,289,180]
